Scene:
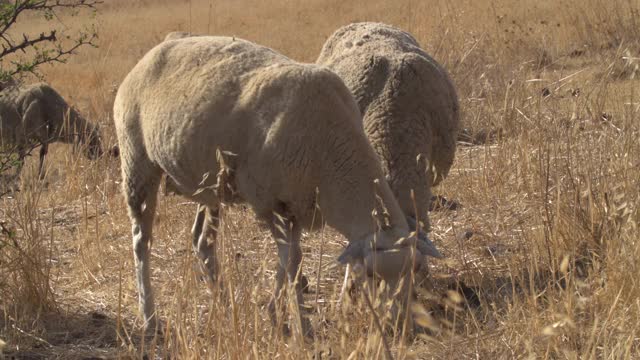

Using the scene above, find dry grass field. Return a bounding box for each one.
[1,0,639,358]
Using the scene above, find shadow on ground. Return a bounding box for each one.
[0,308,148,360]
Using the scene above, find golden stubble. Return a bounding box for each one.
[0,0,638,358]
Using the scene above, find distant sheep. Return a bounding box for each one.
[317,22,460,233]
[114,35,437,335]
[0,82,103,179]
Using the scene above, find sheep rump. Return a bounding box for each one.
[317,22,460,231]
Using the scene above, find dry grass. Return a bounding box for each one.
[1,0,639,358]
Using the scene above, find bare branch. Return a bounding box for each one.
[4,30,98,78]
[0,31,57,58]
[0,0,101,185]
[0,0,102,36]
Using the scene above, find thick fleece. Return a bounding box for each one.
[317,22,460,230]
[114,35,421,335]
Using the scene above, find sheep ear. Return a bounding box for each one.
[406,216,444,258]
[371,208,387,232]
[415,231,444,258]
[109,145,120,158]
[338,235,370,264]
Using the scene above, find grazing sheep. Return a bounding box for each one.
[317,22,460,233]
[114,35,437,335]
[0,82,103,180]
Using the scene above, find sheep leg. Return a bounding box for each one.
[163,174,179,196]
[337,263,351,309]
[37,142,48,179]
[387,272,415,337]
[124,168,161,332]
[191,204,220,284]
[267,213,312,337]
[407,216,443,258]
[267,212,291,333]
[286,222,313,337]
[22,99,47,180]
[9,146,27,183]
[268,255,287,334]
[191,204,206,248]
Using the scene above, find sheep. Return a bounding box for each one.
[114,35,439,336]
[0,82,103,180]
[159,28,434,289]
[317,22,460,233]
[316,22,459,301]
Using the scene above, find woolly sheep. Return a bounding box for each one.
[317,22,460,233]
[114,35,436,335]
[160,29,446,258]
[161,27,443,309]
[0,82,103,180]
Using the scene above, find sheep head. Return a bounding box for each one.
[406,216,443,258]
[84,129,103,160]
[338,178,441,278]
[338,228,423,280]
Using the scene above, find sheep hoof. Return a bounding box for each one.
[193,261,222,289]
[268,299,312,338]
[277,320,314,339]
[300,275,310,294]
[430,195,461,211]
[277,324,291,338]
[301,318,314,339]
[142,316,164,337]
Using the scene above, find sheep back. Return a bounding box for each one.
[163,31,195,42]
[317,22,460,222]
[114,36,386,237]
